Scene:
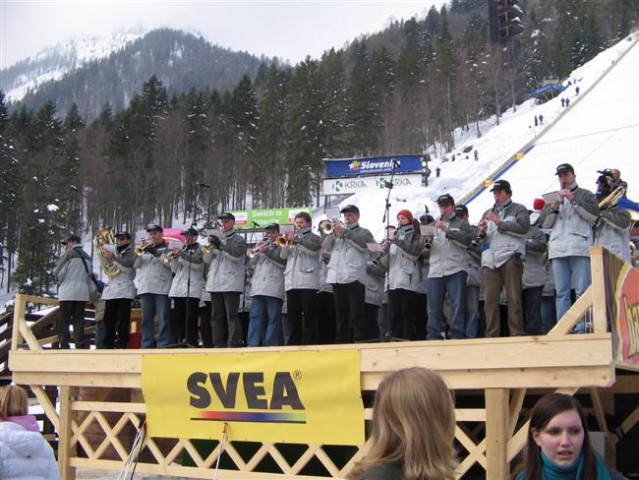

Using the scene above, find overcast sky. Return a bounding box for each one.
[1,0,448,69]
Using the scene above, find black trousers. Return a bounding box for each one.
[58,301,87,349]
[199,301,213,348]
[389,288,422,340]
[316,291,336,344]
[211,292,242,347]
[333,281,366,343]
[103,298,132,348]
[286,289,318,345]
[172,296,201,346]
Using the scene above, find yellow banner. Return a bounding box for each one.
[142,350,364,445]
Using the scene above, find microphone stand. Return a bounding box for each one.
[381,159,400,341]
[381,160,400,230]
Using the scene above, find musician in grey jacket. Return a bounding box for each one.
[134,224,172,348]
[280,212,321,345]
[169,227,205,346]
[593,176,631,262]
[204,213,247,347]
[425,194,474,340]
[246,223,286,346]
[478,180,530,337]
[539,163,599,331]
[54,235,92,349]
[522,218,548,335]
[385,209,423,340]
[326,204,375,343]
[101,231,136,348]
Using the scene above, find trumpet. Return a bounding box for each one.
[135,240,154,256]
[319,219,346,236]
[247,247,257,259]
[274,235,289,247]
[598,185,626,210]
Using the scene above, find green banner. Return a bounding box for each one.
[230,207,312,229]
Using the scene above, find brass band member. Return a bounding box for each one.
[54,235,92,349]
[101,231,136,348]
[425,194,474,340]
[593,174,631,262]
[204,212,247,348]
[247,223,286,346]
[280,212,321,345]
[539,163,599,332]
[168,227,205,346]
[384,209,423,340]
[326,205,375,343]
[478,180,530,338]
[134,224,172,348]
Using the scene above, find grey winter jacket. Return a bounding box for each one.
[426,214,474,278]
[523,225,549,289]
[387,224,423,293]
[326,222,375,285]
[249,245,286,300]
[169,245,206,298]
[134,242,172,295]
[540,182,599,259]
[281,227,321,291]
[594,205,631,262]
[54,246,92,302]
[481,199,530,269]
[365,253,387,307]
[205,229,247,293]
[318,234,334,293]
[101,245,137,300]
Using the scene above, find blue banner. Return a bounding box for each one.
[324,155,423,178]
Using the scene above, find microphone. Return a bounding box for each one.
[252,221,260,228]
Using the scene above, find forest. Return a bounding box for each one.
[0,0,637,296]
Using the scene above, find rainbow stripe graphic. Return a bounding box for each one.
[194,411,307,424]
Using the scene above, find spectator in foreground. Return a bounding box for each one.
[516,393,613,480]
[348,367,456,480]
[0,385,59,479]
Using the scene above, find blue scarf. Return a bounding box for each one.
[540,451,611,480]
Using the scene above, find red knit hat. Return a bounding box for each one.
[533,198,546,211]
[397,209,414,222]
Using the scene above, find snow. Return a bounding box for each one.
[329,33,639,240]
[3,29,145,102]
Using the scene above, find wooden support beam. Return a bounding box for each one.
[11,294,26,349]
[58,386,77,480]
[485,389,509,479]
[590,247,608,333]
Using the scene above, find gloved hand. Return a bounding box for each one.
[209,236,222,248]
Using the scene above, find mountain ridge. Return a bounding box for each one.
[1,28,276,120]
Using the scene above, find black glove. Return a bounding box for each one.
[209,236,221,248]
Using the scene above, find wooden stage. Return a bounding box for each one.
[7,247,639,479]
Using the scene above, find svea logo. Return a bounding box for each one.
[187,371,307,424]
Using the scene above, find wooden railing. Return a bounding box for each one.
[7,247,639,479]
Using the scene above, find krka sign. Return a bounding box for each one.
[142,351,364,445]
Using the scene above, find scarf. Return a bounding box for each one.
[540,451,611,480]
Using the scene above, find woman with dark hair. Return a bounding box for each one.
[348,367,456,480]
[517,393,612,480]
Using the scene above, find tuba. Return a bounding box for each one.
[93,227,120,277]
